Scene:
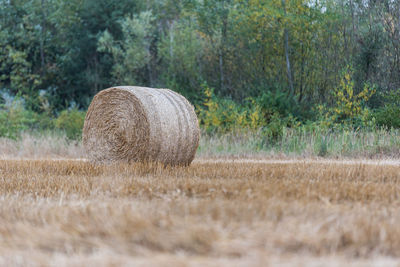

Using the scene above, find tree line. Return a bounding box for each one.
[1,0,400,123]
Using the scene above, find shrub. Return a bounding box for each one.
[54,109,86,140]
[196,85,303,139]
[196,85,265,132]
[255,90,296,118]
[0,99,36,139]
[261,113,300,142]
[372,91,400,128]
[315,67,375,128]
[332,67,375,122]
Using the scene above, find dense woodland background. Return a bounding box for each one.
[1,0,400,140]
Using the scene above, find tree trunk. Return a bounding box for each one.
[299,43,304,102]
[219,0,229,93]
[350,0,355,55]
[40,0,47,74]
[282,0,294,96]
[219,51,224,91]
[169,21,175,59]
[146,44,153,87]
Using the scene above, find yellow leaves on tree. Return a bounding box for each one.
[197,86,265,132]
[330,67,375,124]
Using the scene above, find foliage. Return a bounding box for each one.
[333,68,375,121]
[315,67,375,128]
[3,0,400,137]
[254,89,309,120]
[98,11,156,85]
[54,109,86,140]
[261,113,300,141]
[0,98,85,140]
[372,91,400,129]
[0,0,381,110]
[0,99,36,139]
[197,84,300,139]
[196,85,265,132]
[157,19,205,100]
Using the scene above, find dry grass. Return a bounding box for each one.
[1,159,400,266]
[0,133,83,159]
[3,128,400,161]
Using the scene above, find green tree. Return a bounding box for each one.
[98,11,156,85]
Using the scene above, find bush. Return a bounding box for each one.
[372,91,400,128]
[373,106,400,128]
[54,109,86,140]
[255,90,297,118]
[314,67,375,129]
[196,85,303,140]
[0,99,37,139]
[196,85,265,133]
[0,101,85,140]
[261,113,300,141]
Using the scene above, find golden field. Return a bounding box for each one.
[1,159,400,266]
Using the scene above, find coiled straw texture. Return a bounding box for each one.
[82,86,200,166]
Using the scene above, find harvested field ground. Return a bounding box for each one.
[2,159,400,266]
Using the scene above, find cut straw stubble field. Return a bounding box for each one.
[2,160,400,266]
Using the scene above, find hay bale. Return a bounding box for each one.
[82,86,200,165]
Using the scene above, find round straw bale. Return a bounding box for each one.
[82,86,200,165]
